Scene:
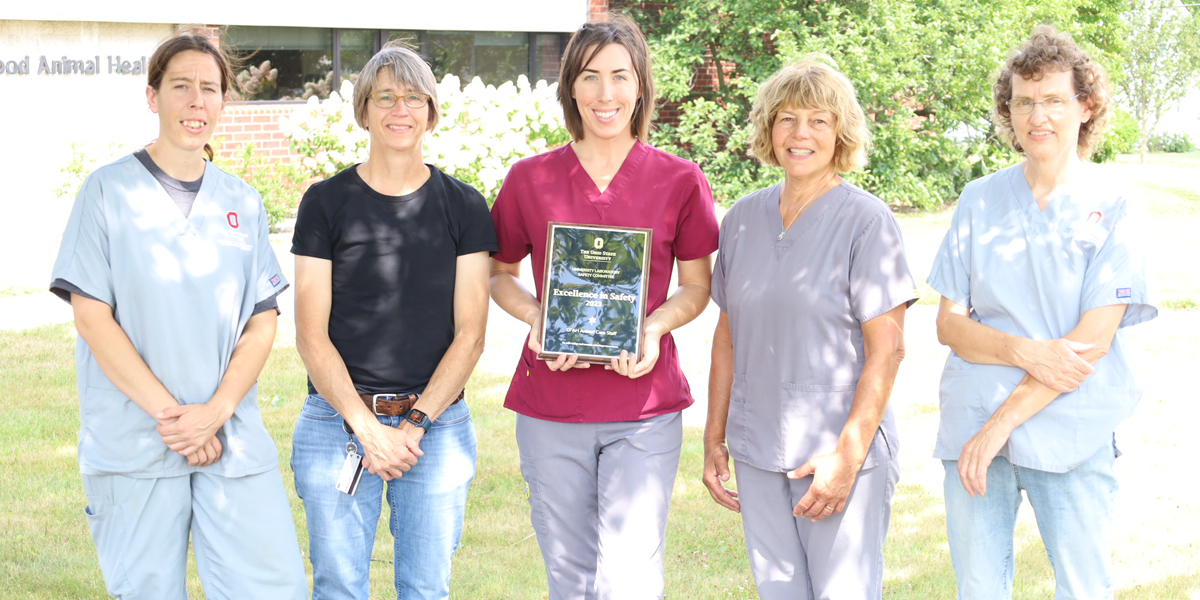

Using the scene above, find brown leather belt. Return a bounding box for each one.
[357,390,464,417]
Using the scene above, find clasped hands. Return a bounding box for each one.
[357,420,425,481]
[155,402,230,467]
[526,313,662,378]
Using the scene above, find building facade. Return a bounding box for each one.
[0,1,602,286]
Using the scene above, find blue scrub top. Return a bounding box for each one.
[927,164,1157,473]
[51,154,289,478]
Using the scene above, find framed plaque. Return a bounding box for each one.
[538,222,653,364]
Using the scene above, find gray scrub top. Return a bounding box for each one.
[712,182,918,472]
[51,154,289,478]
[927,164,1157,473]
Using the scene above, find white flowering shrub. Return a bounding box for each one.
[280,75,569,203]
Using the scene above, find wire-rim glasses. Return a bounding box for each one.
[1006,93,1081,115]
[369,92,431,110]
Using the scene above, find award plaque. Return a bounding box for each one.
[538,222,653,364]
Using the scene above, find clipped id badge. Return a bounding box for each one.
[335,440,364,495]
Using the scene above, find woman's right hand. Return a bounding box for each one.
[527,311,590,372]
[185,436,223,467]
[1016,337,1095,393]
[702,441,740,512]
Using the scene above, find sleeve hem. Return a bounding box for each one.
[492,250,531,265]
[857,294,920,323]
[1080,298,1158,329]
[925,277,968,308]
[456,243,500,257]
[289,246,334,260]
[675,245,719,263]
[49,277,110,307]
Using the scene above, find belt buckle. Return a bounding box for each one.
[371,393,399,415]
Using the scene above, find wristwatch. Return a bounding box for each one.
[404,408,432,432]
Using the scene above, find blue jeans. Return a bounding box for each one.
[291,394,476,600]
[943,442,1118,600]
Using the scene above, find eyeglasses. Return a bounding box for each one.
[1005,93,1081,115]
[369,92,431,109]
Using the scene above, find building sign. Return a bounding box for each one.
[1,56,148,76]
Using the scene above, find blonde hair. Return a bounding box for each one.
[747,57,871,173]
[353,41,440,132]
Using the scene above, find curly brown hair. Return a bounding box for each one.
[993,25,1111,158]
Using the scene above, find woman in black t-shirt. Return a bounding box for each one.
[289,42,497,599]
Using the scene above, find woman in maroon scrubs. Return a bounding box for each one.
[488,16,719,600]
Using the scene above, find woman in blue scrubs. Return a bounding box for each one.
[927,26,1157,599]
[49,32,307,598]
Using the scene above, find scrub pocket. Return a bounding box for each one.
[726,373,750,460]
[777,383,855,471]
[82,479,134,597]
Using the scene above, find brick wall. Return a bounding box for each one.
[213,103,303,164]
[589,0,610,22]
[607,1,741,129]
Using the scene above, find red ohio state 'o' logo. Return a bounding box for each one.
[227,212,239,228]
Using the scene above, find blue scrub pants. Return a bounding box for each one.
[81,468,308,599]
[291,394,476,600]
[943,442,1119,600]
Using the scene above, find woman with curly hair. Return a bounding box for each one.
[927,26,1157,599]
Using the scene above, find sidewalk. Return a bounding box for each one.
[0,291,73,331]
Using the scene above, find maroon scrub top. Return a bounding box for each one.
[491,140,719,422]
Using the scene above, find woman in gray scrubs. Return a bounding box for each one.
[702,57,917,599]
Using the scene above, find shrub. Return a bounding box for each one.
[56,141,302,229]
[1092,109,1141,163]
[211,141,306,229]
[55,142,125,199]
[280,75,569,204]
[1148,131,1196,153]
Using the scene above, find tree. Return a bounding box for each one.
[625,0,1127,207]
[1118,0,1200,163]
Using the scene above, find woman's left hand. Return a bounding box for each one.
[607,329,662,379]
[957,420,1013,497]
[156,403,227,458]
[788,449,860,522]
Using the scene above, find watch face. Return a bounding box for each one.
[407,409,429,427]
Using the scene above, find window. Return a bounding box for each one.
[337,29,375,87]
[226,27,568,102]
[225,26,332,101]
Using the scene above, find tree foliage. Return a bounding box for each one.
[1117,0,1200,163]
[627,0,1126,207]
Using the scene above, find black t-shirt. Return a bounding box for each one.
[291,165,498,396]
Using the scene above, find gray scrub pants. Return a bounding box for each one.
[734,442,899,600]
[516,411,683,600]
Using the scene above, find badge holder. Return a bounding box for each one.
[335,422,364,495]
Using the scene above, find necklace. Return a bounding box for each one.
[777,173,835,241]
